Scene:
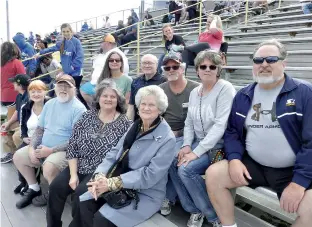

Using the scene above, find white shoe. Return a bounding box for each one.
[160,198,171,216]
[187,213,204,227]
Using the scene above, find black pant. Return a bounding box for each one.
[72,76,89,109]
[175,13,181,24]
[182,42,210,71]
[46,166,92,227]
[121,33,137,46]
[79,198,116,227]
[187,8,197,21]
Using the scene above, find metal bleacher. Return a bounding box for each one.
[77,1,312,226]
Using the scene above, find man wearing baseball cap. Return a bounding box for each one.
[80,33,129,108]
[1,74,31,163]
[14,74,87,209]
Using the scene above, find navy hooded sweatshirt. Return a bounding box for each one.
[39,36,84,77]
[13,33,37,76]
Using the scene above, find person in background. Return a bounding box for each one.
[28,32,35,47]
[13,75,86,209]
[77,85,176,227]
[158,24,186,74]
[47,79,131,227]
[301,0,312,14]
[14,80,49,195]
[131,9,139,22]
[143,10,155,27]
[103,16,111,28]
[120,16,138,47]
[158,52,199,217]
[36,40,48,52]
[127,54,167,121]
[169,0,182,25]
[81,22,89,32]
[179,1,189,24]
[171,14,224,70]
[89,21,94,30]
[96,51,132,103]
[1,42,25,106]
[114,20,127,45]
[13,33,37,77]
[1,74,30,164]
[186,0,198,22]
[80,34,129,108]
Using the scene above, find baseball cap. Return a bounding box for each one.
[162,51,183,65]
[8,74,31,86]
[55,74,76,87]
[103,34,115,43]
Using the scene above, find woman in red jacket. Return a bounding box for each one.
[1,42,26,106]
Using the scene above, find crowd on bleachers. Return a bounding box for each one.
[1,2,312,227]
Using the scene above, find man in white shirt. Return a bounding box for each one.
[80,34,129,108]
[40,55,62,79]
[103,16,111,28]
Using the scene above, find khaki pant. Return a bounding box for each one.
[2,122,23,153]
[15,145,68,171]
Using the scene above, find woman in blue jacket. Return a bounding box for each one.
[35,23,84,89]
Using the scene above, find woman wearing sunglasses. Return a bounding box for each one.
[46,79,131,227]
[97,51,132,103]
[168,50,235,227]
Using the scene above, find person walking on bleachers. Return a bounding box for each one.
[158,24,186,74]
[301,0,312,14]
[120,16,138,47]
[77,85,176,227]
[1,74,30,164]
[206,39,312,227]
[80,22,89,32]
[166,50,235,227]
[14,80,49,195]
[47,79,131,227]
[158,51,199,216]
[13,33,37,77]
[127,54,167,121]
[171,14,224,70]
[13,75,86,209]
[1,42,26,107]
[80,34,129,108]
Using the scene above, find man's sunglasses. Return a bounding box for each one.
[162,65,180,71]
[252,56,284,65]
[199,65,217,71]
[108,59,122,63]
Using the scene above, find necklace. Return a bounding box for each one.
[98,110,117,128]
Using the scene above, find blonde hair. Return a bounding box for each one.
[207,14,224,41]
[162,23,173,43]
[28,80,48,91]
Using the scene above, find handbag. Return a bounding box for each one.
[97,149,140,210]
[199,86,225,164]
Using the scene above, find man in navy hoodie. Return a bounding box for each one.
[13,33,37,77]
[206,39,312,227]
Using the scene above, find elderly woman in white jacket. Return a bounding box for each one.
[76,85,176,227]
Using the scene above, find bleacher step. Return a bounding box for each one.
[136,213,178,227]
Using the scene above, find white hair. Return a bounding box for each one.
[141,54,158,64]
[135,85,168,114]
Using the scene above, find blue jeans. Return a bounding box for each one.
[302,3,312,14]
[168,140,218,222]
[157,53,166,75]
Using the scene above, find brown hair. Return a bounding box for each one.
[97,51,124,84]
[60,23,73,54]
[162,23,173,43]
[1,42,21,67]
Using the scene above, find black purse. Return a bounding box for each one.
[98,149,139,210]
[199,86,225,164]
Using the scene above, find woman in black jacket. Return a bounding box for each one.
[14,80,49,195]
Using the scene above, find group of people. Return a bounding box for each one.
[1,9,312,227]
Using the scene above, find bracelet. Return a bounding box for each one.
[107,176,123,191]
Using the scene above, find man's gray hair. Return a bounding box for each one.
[194,50,223,77]
[141,54,158,64]
[135,85,168,114]
[93,78,127,114]
[253,39,288,59]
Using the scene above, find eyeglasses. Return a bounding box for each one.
[142,61,155,66]
[56,83,72,89]
[162,65,180,71]
[199,65,217,71]
[252,56,284,65]
[108,59,122,63]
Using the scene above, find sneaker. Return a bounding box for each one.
[16,188,41,209]
[1,153,13,164]
[20,185,29,195]
[160,198,172,216]
[212,220,222,227]
[171,44,184,52]
[32,191,48,207]
[187,213,204,227]
[13,182,26,194]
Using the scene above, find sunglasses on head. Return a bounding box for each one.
[108,59,122,63]
[252,56,284,65]
[162,65,180,71]
[199,65,217,71]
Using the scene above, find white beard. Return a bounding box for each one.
[57,95,70,103]
[253,73,284,85]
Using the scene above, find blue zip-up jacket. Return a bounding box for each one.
[13,33,37,75]
[39,36,84,77]
[224,74,312,189]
